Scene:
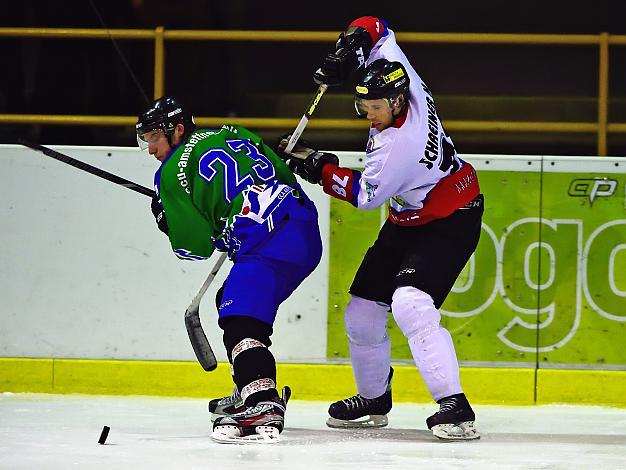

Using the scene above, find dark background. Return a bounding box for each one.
[1,0,625,155]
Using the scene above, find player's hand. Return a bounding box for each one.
[151,195,169,235]
[276,133,316,160]
[313,26,372,86]
[285,151,339,185]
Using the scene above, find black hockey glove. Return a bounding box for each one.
[275,133,314,156]
[276,134,338,183]
[288,151,339,184]
[313,26,373,86]
[151,195,169,235]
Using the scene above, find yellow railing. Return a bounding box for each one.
[0,27,624,155]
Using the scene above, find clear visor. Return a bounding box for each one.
[354,96,392,119]
[354,97,368,118]
[136,128,165,151]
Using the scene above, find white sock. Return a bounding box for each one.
[407,325,462,402]
[392,286,463,402]
[344,295,391,399]
[350,336,391,399]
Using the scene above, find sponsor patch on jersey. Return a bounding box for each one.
[365,182,378,202]
[366,136,375,153]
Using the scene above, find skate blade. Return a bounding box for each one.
[326,415,388,429]
[211,425,281,444]
[431,421,480,441]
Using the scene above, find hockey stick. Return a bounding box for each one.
[19,139,227,370]
[184,252,228,371]
[284,83,329,153]
[19,139,156,198]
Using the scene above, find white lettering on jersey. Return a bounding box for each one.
[331,173,349,197]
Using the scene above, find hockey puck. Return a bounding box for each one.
[98,426,110,445]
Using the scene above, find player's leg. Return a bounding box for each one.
[392,197,483,440]
[208,285,245,422]
[208,191,321,424]
[327,295,393,428]
[391,286,478,439]
[211,201,322,443]
[327,221,401,428]
[210,257,286,443]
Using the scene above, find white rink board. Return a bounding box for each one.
[0,145,330,362]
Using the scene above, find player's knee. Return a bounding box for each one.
[344,295,390,345]
[391,286,441,339]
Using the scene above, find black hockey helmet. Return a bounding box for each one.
[354,59,410,118]
[136,96,195,149]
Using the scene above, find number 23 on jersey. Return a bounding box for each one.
[198,139,276,202]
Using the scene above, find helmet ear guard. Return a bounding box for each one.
[388,93,406,111]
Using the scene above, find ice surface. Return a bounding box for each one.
[1,393,625,469]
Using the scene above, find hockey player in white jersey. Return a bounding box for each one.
[278,16,483,440]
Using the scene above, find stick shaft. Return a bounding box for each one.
[184,252,228,371]
[284,83,328,153]
[189,252,228,312]
[20,140,155,198]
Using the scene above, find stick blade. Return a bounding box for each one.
[184,306,218,371]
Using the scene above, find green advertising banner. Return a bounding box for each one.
[327,155,626,368]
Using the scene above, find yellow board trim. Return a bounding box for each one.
[537,369,626,407]
[1,358,624,407]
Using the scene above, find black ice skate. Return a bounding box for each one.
[208,386,245,422]
[426,393,480,440]
[326,368,393,429]
[211,387,291,444]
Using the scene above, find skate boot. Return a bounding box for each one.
[211,387,291,444]
[208,386,245,422]
[426,393,480,440]
[326,368,393,428]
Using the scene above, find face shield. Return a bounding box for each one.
[136,127,165,151]
[354,96,393,119]
[354,96,369,118]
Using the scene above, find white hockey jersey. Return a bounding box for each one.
[320,28,479,226]
[361,29,462,210]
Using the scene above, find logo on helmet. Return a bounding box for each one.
[394,78,407,88]
[383,68,405,84]
[356,47,365,67]
[356,86,369,94]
